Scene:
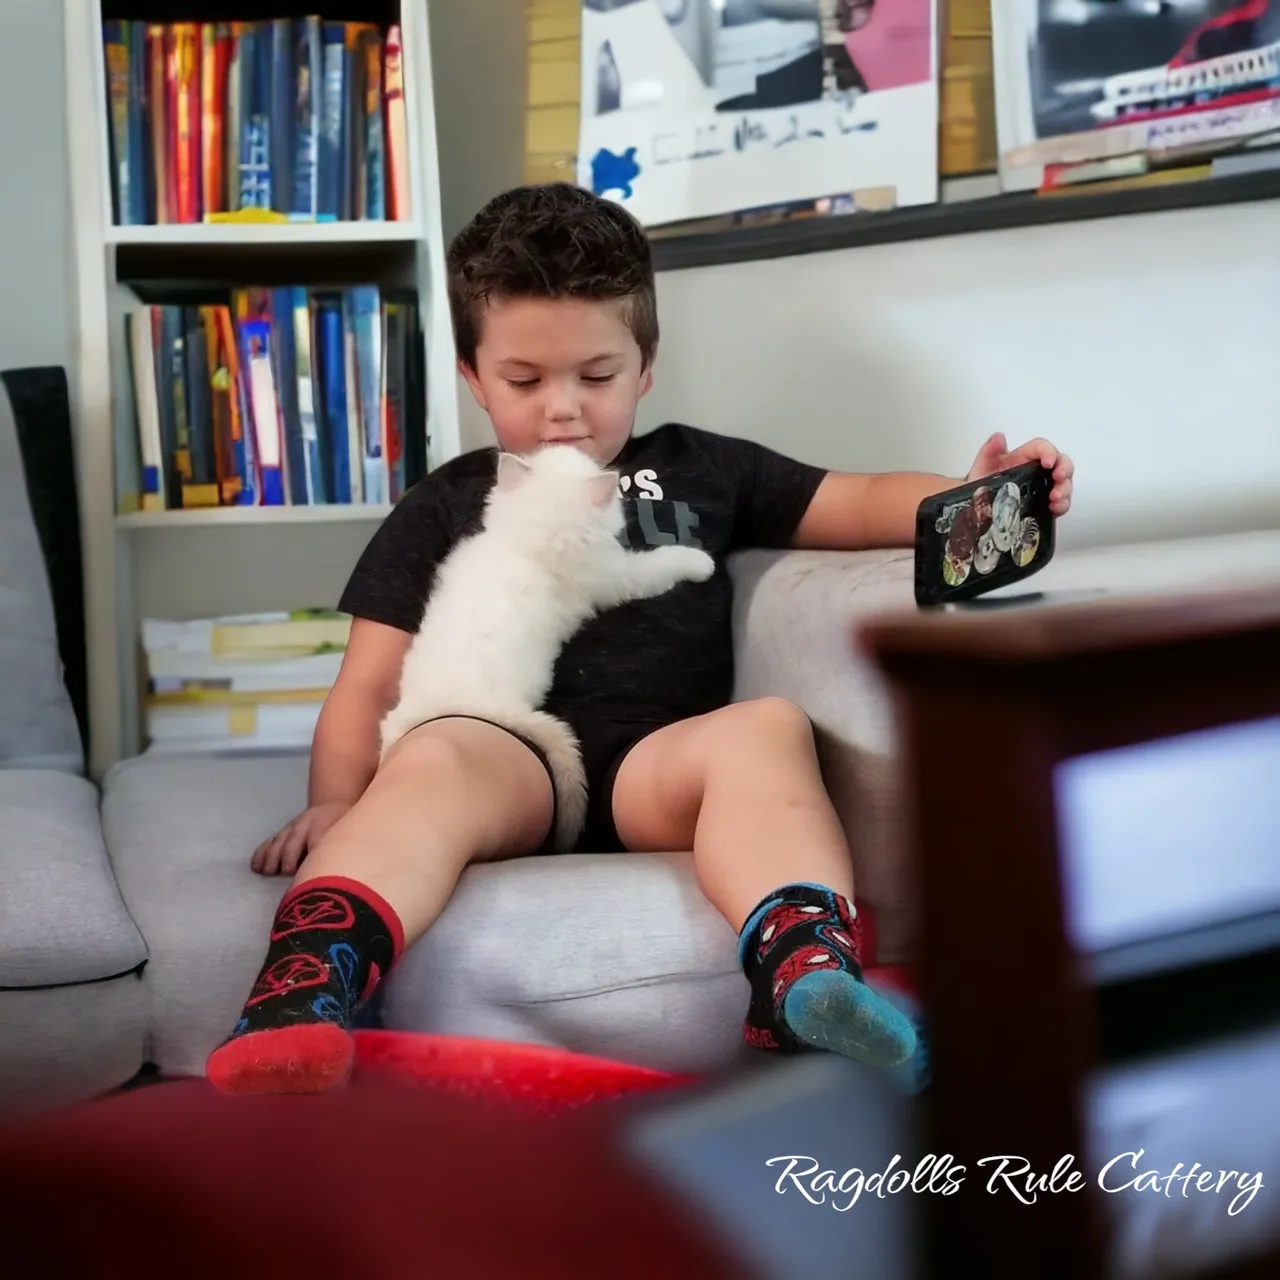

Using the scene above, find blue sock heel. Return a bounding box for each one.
[781,969,917,1068]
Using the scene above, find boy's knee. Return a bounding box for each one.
[723,696,814,745]
[378,724,485,789]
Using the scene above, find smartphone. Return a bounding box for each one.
[914,461,1055,607]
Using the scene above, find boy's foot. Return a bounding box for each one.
[206,877,403,1096]
[738,882,918,1071]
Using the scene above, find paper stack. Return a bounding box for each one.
[140,608,349,755]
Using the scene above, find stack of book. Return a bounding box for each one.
[141,609,350,755]
[102,18,411,225]
[120,284,426,513]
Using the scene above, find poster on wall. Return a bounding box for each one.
[993,0,1280,191]
[577,0,938,227]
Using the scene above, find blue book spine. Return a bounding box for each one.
[364,36,386,221]
[292,288,327,503]
[126,22,148,224]
[233,363,257,506]
[103,22,132,226]
[271,287,308,504]
[239,318,284,505]
[350,285,384,504]
[238,25,272,208]
[340,41,354,221]
[292,17,320,217]
[318,25,345,220]
[270,19,294,213]
[317,300,351,504]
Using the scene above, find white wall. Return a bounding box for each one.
[0,0,73,375]
[641,200,1280,551]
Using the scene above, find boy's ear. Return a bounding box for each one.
[638,347,656,400]
[496,452,533,491]
[459,359,488,410]
[589,471,619,508]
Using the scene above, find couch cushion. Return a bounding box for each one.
[0,381,82,772]
[382,851,749,1075]
[0,770,147,988]
[101,754,304,1075]
[0,977,147,1115]
[102,753,749,1075]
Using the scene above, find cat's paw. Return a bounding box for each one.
[663,545,716,583]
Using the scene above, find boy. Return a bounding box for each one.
[207,184,1074,1095]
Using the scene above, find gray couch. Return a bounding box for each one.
[0,372,923,1112]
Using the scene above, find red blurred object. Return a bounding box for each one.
[0,1070,743,1280]
[353,1030,699,1113]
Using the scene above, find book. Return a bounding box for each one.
[384,25,410,220]
[171,23,201,223]
[292,287,327,503]
[319,23,346,220]
[104,22,133,225]
[359,26,385,221]
[125,311,165,512]
[271,285,308,504]
[103,18,408,224]
[270,18,295,213]
[144,609,350,657]
[292,16,321,218]
[349,285,384,503]
[182,307,220,507]
[122,286,424,512]
[147,25,169,223]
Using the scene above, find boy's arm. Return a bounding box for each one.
[791,433,1073,551]
[307,618,413,808]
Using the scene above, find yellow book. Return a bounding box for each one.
[209,614,351,657]
[147,687,330,708]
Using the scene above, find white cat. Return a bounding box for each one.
[379,445,715,849]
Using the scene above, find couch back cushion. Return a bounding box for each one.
[0,378,82,772]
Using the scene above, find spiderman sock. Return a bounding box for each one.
[739,882,917,1070]
[206,876,404,1096]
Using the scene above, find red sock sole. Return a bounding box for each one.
[206,1024,355,1096]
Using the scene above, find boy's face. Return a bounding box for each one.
[460,294,653,467]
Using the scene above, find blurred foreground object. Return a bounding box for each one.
[861,582,1280,1280]
[0,1063,741,1279]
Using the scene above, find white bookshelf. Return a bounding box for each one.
[105,220,425,246]
[115,503,395,530]
[63,0,463,775]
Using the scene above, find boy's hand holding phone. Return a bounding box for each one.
[967,432,1074,518]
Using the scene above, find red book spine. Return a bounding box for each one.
[172,23,201,223]
[148,25,169,224]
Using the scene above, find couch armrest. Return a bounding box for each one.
[728,548,917,962]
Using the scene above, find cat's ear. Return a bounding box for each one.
[495,452,533,492]
[589,471,619,508]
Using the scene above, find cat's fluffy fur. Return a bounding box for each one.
[379,445,715,849]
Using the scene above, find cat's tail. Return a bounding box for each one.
[379,702,587,851]
[491,708,587,852]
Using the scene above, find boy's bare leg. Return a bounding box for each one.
[207,718,554,1094]
[611,697,919,1071]
[294,718,555,937]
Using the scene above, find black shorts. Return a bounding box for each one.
[411,711,667,854]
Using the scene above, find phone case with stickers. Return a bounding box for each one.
[914,461,1055,606]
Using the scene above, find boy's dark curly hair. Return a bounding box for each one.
[446,184,658,371]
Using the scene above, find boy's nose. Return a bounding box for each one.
[543,386,581,422]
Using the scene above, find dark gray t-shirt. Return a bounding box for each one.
[338,423,827,726]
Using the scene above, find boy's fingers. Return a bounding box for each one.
[259,833,286,876]
[279,826,310,876]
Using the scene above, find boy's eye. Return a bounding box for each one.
[506,378,539,389]
[582,374,616,385]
